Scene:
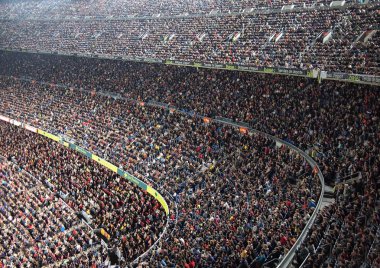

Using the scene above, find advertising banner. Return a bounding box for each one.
[92,154,118,173]
[164,60,311,77]
[326,72,380,85]
[37,129,61,142]
[17,122,170,216]
[147,185,169,214]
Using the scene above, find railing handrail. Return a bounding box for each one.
[299,253,310,268]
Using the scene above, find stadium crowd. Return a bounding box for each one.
[0,50,378,267]
[0,121,167,266]
[0,3,378,74]
[0,0,357,19]
[295,181,379,268]
[0,51,378,174]
[0,75,321,267]
[0,158,102,267]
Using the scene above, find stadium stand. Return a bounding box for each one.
[0,0,378,266]
[0,50,378,267]
[0,0,357,19]
[0,74,322,267]
[0,157,101,267]
[0,121,166,266]
[0,3,379,74]
[296,182,379,268]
